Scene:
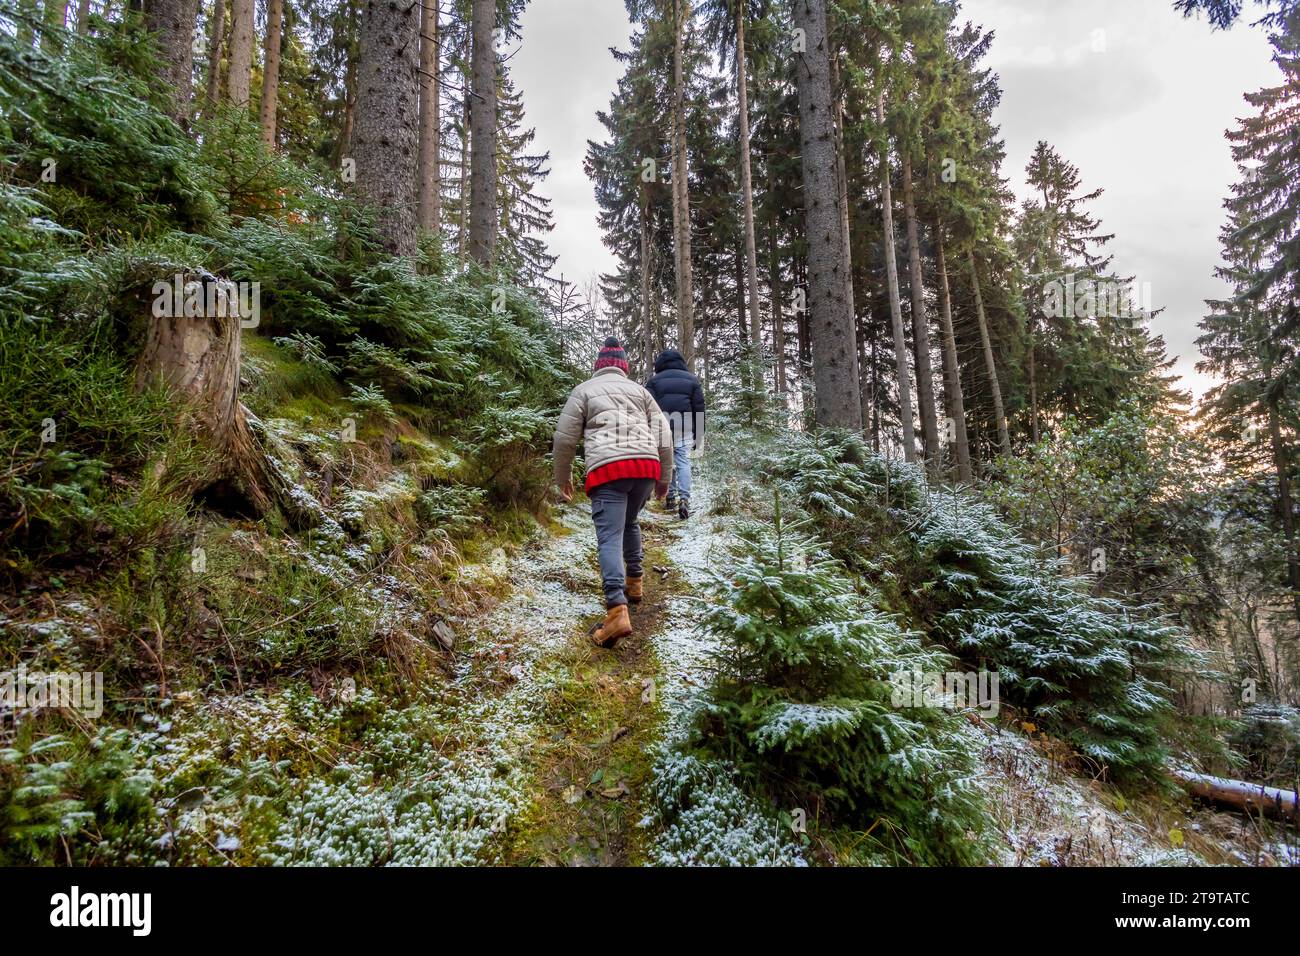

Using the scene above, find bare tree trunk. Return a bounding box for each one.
[353,0,421,257]
[417,0,441,235]
[669,0,696,368]
[933,227,971,481]
[467,0,497,266]
[334,52,357,167]
[671,3,694,363]
[792,0,861,430]
[76,0,92,35]
[769,219,786,400]
[640,190,654,378]
[877,94,916,460]
[456,25,470,264]
[43,0,69,50]
[18,0,37,47]
[202,0,225,119]
[735,5,762,395]
[870,330,881,451]
[831,51,859,421]
[900,151,939,466]
[226,0,252,108]
[969,251,1010,458]
[767,156,787,403]
[258,0,282,146]
[143,0,198,123]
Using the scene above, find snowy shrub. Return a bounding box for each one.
[686,507,990,865]
[1229,703,1300,786]
[415,483,487,539]
[771,430,1196,783]
[1,729,156,865]
[345,381,398,425]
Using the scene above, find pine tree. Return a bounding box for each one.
[1198,10,1300,624]
[495,72,557,284]
[693,499,988,864]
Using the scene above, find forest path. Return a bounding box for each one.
[453,461,723,865]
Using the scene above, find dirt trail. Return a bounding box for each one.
[439,467,720,865]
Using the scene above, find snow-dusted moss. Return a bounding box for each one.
[643,751,805,867]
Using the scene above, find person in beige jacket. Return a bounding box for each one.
[553,338,674,646]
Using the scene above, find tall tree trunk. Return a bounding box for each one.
[792,0,861,430]
[969,251,1010,458]
[456,25,470,264]
[18,0,37,46]
[877,94,916,460]
[352,0,420,257]
[670,0,696,368]
[831,52,859,410]
[640,190,654,377]
[933,226,971,481]
[900,151,939,466]
[142,0,198,123]
[735,4,762,396]
[334,52,357,167]
[796,256,814,429]
[769,217,787,400]
[856,311,871,436]
[651,258,664,356]
[76,0,92,33]
[202,0,225,118]
[870,328,881,451]
[226,0,252,108]
[417,0,441,235]
[701,312,711,391]
[467,0,497,266]
[1267,398,1300,626]
[45,0,69,46]
[258,0,282,146]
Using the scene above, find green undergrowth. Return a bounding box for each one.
[714,423,1203,787]
[0,26,578,864]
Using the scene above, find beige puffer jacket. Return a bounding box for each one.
[553,367,674,486]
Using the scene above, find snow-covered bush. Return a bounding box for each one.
[769,430,1197,783]
[685,505,990,865]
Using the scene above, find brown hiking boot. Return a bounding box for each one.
[626,576,643,604]
[589,604,632,648]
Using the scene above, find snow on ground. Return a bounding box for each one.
[261,502,607,865]
[972,722,1205,866]
[652,465,728,738]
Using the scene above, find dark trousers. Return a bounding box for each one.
[589,477,656,608]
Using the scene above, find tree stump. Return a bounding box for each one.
[133,266,320,529]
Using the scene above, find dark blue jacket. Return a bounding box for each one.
[645,349,705,448]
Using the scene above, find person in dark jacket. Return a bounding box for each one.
[645,349,705,519]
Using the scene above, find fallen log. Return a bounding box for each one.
[1172,769,1298,823]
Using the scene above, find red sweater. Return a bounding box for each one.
[584,456,661,494]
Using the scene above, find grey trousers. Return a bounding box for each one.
[589,477,656,608]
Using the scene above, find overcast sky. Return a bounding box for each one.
[513,0,1280,398]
